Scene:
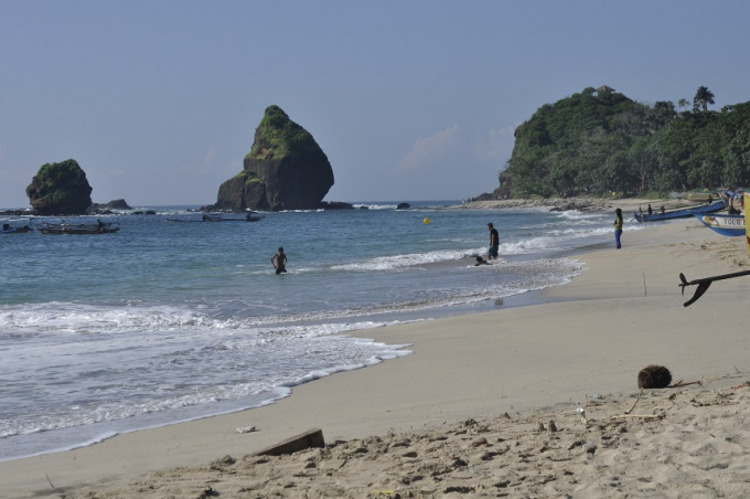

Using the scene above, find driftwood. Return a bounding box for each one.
[610,414,663,421]
[251,428,325,457]
[679,270,750,307]
[625,389,643,414]
[670,380,702,388]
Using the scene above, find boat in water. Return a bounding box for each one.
[694,213,745,237]
[39,221,120,234]
[202,213,263,222]
[1,222,32,234]
[634,198,727,222]
[166,213,263,223]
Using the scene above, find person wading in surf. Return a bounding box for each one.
[487,223,499,261]
[271,247,287,274]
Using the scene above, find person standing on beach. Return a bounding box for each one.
[487,223,499,260]
[271,247,287,274]
[613,209,623,249]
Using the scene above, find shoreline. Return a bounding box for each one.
[450,195,720,214]
[3,216,750,497]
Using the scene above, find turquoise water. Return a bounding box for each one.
[0,201,621,460]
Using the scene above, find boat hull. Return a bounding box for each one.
[0,227,31,234]
[634,199,726,222]
[39,223,120,234]
[694,214,745,236]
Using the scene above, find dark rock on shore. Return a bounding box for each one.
[211,105,334,212]
[319,201,354,210]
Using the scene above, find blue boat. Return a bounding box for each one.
[693,213,745,236]
[634,199,727,222]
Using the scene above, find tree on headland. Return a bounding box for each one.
[693,86,715,112]
[495,86,750,199]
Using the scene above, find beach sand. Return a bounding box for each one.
[3,215,750,498]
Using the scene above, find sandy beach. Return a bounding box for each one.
[3,208,750,498]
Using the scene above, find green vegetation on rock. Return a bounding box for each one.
[246,105,321,161]
[214,104,334,212]
[498,86,750,198]
[26,159,93,215]
[234,169,261,184]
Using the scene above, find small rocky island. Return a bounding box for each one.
[210,105,337,212]
[26,159,93,215]
[17,159,133,216]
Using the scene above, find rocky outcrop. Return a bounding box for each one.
[102,198,131,210]
[26,159,93,215]
[213,106,334,212]
[89,199,132,214]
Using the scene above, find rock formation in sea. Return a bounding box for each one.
[26,159,93,215]
[212,105,335,212]
[89,199,133,214]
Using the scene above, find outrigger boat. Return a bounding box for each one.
[1,222,32,234]
[634,198,727,222]
[39,221,120,234]
[693,213,745,237]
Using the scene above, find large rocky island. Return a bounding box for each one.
[211,105,336,212]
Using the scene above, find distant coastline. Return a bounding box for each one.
[449,196,682,214]
[3,196,713,217]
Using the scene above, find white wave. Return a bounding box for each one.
[332,248,476,272]
[0,303,229,335]
[352,203,399,210]
[555,210,607,221]
[0,303,417,339]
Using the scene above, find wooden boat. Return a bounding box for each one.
[166,213,263,223]
[634,199,727,222]
[694,213,745,236]
[202,213,263,222]
[39,221,120,234]
[1,222,32,234]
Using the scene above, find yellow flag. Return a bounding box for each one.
[745,191,750,254]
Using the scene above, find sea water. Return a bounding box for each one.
[0,202,629,461]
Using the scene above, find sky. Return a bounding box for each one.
[1,0,749,208]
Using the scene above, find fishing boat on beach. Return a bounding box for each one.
[634,198,727,222]
[39,221,120,234]
[694,213,745,237]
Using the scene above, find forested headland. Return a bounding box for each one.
[493,86,750,199]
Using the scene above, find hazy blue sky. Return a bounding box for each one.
[2,1,748,208]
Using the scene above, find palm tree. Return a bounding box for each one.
[693,86,715,112]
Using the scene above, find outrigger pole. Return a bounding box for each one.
[679,270,750,307]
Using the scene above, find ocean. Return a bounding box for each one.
[0,201,629,461]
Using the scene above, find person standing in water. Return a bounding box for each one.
[613,209,623,249]
[271,247,287,274]
[487,223,499,260]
